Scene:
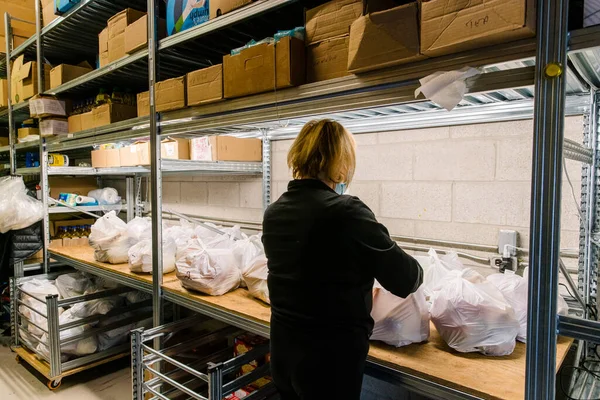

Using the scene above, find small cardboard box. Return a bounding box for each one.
[29,95,67,118]
[50,62,93,89]
[80,111,95,130]
[108,32,126,63]
[11,55,51,104]
[67,114,82,133]
[99,27,109,54]
[307,36,350,83]
[161,137,190,160]
[187,64,223,106]
[420,0,536,57]
[0,78,9,108]
[190,136,262,162]
[348,3,424,74]
[119,142,150,166]
[223,36,305,99]
[18,127,39,140]
[305,0,363,45]
[0,137,8,146]
[107,8,145,39]
[125,15,166,54]
[137,76,186,116]
[49,177,97,199]
[91,148,121,168]
[210,0,255,19]
[40,118,68,137]
[93,103,138,128]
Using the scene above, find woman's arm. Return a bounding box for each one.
[344,196,423,298]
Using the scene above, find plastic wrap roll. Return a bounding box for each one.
[88,188,121,205]
[76,195,98,205]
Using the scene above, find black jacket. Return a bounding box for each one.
[262,179,423,338]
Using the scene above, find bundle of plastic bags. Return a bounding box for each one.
[0,176,43,233]
[430,269,520,356]
[89,211,131,264]
[370,282,430,347]
[88,188,121,205]
[175,238,242,296]
[242,255,270,304]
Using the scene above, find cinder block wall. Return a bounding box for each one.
[161,116,584,253]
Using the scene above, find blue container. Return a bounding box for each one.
[54,0,81,14]
[167,0,210,36]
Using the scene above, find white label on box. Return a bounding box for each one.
[190,137,213,161]
[166,144,175,156]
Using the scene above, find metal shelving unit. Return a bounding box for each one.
[3,0,600,398]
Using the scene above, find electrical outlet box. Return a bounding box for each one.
[499,230,518,256]
[490,256,519,272]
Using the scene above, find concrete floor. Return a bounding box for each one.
[0,344,131,400]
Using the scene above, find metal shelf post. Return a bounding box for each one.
[262,129,272,211]
[4,13,14,174]
[526,0,570,399]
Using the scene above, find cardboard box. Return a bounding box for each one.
[18,127,39,140]
[108,32,126,63]
[91,148,121,168]
[223,36,305,99]
[210,0,255,19]
[11,55,50,104]
[0,0,36,35]
[307,36,350,83]
[51,218,96,237]
[161,137,190,160]
[420,0,536,57]
[190,136,262,162]
[49,177,97,199]
[137,76,186,116]
[80,111,94,130]
[0,137,8,146]
[585,0,600,27]
[125,15,166,54]
[0,78,7,108]
[99,51,109,68]
[43,0,58,27]
[187,64,223,106]
[29,95,67,118]
[119,142,150,166]
[93,103,137,128]
[40,118,68,137]
[67,114,82,133]
[99,27,108,54]
[50,63,93,89]
[348,3,423,74]
[305,0,363,45]
[108,8,145,39]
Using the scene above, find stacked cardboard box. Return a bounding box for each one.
[29,95,69,137]
[49,62,93,89]
[0,0,37,53]
[99,8,145,65]
[11,55,51,104]
[305,0,362,83]
[125,15,166,54]
[137,76,186,116]
[42,0,58,27]
[187,64,224,106]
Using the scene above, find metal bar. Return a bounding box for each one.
[5,13,14,175]
[16,299,48,319]
[208,363,222,400]
[56,286,134,308]
[141,344,209,382]
[17,288,48,306]
[560,258,586,310]
[262,131,271,210]
[40,138,50,273]
[35,0,42,93]
[222,362,270,397]
[46,294,61,378]
[557,314,600,343]
[60,343,130,372]
[132,329,144,400]
[16,312,49,335]
[143,364,208,400]
[221,344,270,374]
[525,0,570,399]
[10,277,18,346]
[143,384,171,400]
[126,177,134,222]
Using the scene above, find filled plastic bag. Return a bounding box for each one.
[88,188,121,205]
[96,313,135,352]
[422,249,484,299]
[487,270,569,343]
[89,211,130,264]
[0,176,44,233]
[37,309,97,357]
[176,239,242,296]
[234,234,264,274]
[55,272,94,299]
[370,282,430,347]
[126,217,152,242]
[128,236,177,274]
[123,291,152,305]
[20,279,60,337]
[70,295,124,318]
[242,255,270,304]
[430,270,519,356]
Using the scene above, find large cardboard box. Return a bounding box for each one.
[348,3,424,73]
[0,0,36,51]
[99,27,108,54]
[11,55,51,104]
[108,32,126,63]
[80,111,94,130]
[0,78,7,108]
[29,95,67,118]
[67,113,82,133]
[49,177,97,199]
[125,15,166,54]
[18,127,39,140]
[307,36,350,83]
[50,63,93,89]
[91,148,121,168]
[137,76,186,116]
[420,0,536,57]
[190,136,262,162]
[119,142,150,166]
[187,64,223,106]
[305,0,363,45]
[40,118,68,136]
[93,103,137,128]
[223,36,305,99]
[210,0,255,19]
[107,8,145,39]
[161,137,190,160]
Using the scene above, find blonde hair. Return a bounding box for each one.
[287,119,356,184]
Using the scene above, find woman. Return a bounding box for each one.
[262,120,423,399]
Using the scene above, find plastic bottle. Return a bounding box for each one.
[67,226,77,239]
[54,226,66,240]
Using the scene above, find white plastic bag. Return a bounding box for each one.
[0,176,43,233]
[422,249,484,299]
[242,255,270,304]
[70,296,123,318]
[97,313,135,352]
[88,188,121,205]
[176,239,242,296]
[234,234,264,273]
[37,309,97,357]
[430,270,519,356]
[128,237,177,274]
[20,279,60,337]
[123,291,151,305]
[89,211,130,264]
[55,272,93,299]
[126,217,152,242]
[370,282,430,347]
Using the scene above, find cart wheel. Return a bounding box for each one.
[15,355,21,364]
[47,379,61,390]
